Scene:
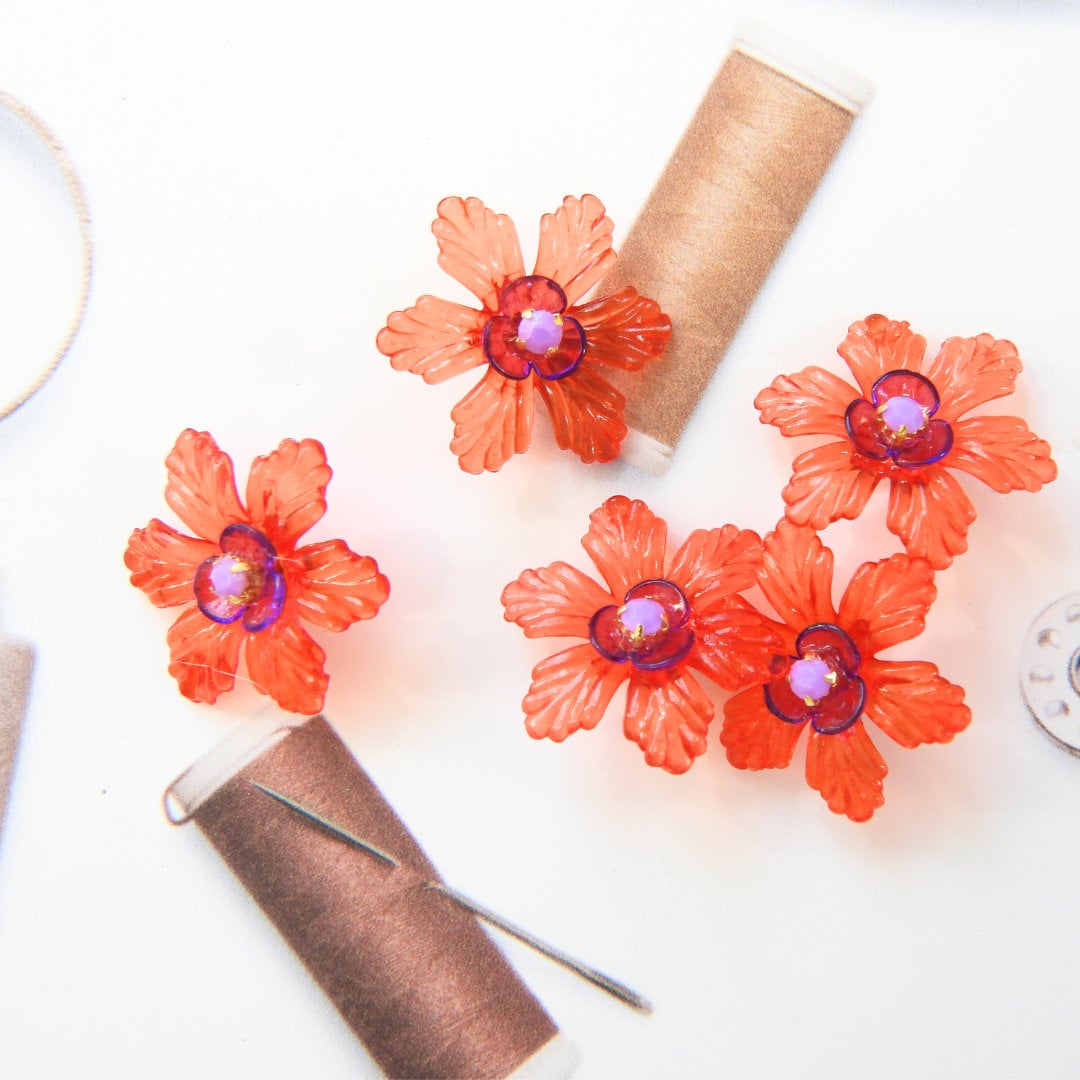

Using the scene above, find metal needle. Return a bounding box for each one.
[252,781,653,1015]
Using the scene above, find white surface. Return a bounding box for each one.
[1,2,1078,1077]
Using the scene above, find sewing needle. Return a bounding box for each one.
[251,780,653,1015]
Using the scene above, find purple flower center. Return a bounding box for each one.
[482,275,586,381]
[620,597,669,640]
[879,394,927,435]
[589,579,695,671]
[845,370,953,468]
[764,622,866,735]
[788,656,834,704]
[194,523,286,632]
[517,309,564,354]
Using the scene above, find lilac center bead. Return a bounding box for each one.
[206,554,261,605]
[618,597,668,642]
[517,309,564,354]
[788,657,833,704]
[880,395,926,435]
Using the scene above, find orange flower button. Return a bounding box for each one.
[125,430,389,715]
[377,196,671,473]
[756,314,1057,568]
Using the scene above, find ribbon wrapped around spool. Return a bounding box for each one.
[601,23,873,471]
[164,715,574,1080]
[0,638,34,840]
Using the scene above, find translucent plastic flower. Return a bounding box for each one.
[377,195,671,473]
[721,521,970,821]
[501,496,777,774]
[756,314,1057,568]
[125,429,389,714]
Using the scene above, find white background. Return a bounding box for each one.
[1,2,1079,1077]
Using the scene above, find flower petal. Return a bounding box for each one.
[501,562,615,640]
[571,287,670,371]
[886,468,976,570]
[534,363,627,464]
[533,194,616,306]
[689,597,783,691]
[838,553,936,654]
[804,722,887,822]
[164,429,247,541]
[521,642,627,741]
[246,438,330,549]
[861,659,971,748]
[245,616,328,715]
[759,521,837,633]
[837,315,927,398]
[720,684,805,770]
[432,196,525,311]
[166,605,243,704]
[375,295,485,385]
[624,669,713,774]
[891,419,954,469]
[581,495,667,600]
[755,366,855,438]
[293,540,390,632]
[666,525,763,614]
[450,366,535,473]
[781,441,880,530]
[948,415,1057,493]
[925,333,1022,421]
[125,519,215,608]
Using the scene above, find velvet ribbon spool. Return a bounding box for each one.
[601,23,873,472]
[0,638,34,839]
[164,715,572,1080]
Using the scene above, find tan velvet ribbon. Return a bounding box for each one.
[179,716,558,1079]
[602,44,865,468]
[0,639,34,836]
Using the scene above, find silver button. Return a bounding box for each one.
[1020,593,1080,755]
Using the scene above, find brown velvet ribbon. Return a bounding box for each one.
[0,639,34,837]
[185,717,558,1079]
[602,46,862,463]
